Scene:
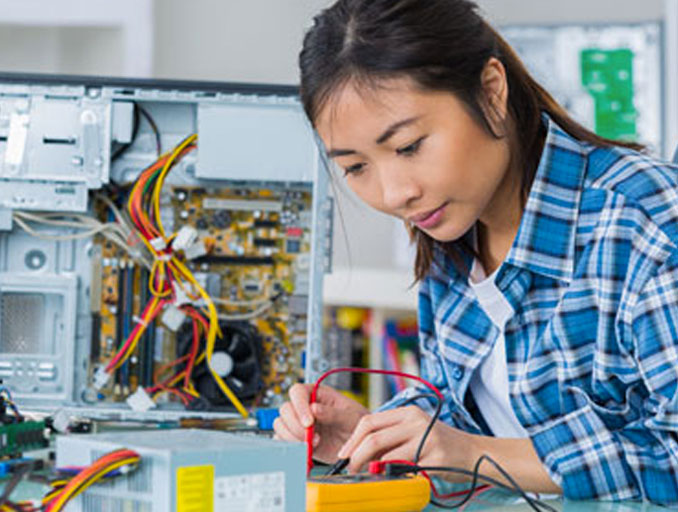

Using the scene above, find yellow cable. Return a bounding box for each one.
[128,134,246,416]
[48,457,139,511]
[171,256,248,417]
[184,386,200,398]
[152,134,197,239]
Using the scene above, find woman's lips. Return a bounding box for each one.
[410,202,448,229]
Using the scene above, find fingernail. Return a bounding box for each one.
[313,434,320,447]
[302,415,313,428]
[337,445,347,459]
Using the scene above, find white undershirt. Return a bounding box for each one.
[468,259,529,438]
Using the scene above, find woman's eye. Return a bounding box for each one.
[396,136,426,156]
[343,163,365,176]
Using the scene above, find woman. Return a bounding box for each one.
[273,0,678,504]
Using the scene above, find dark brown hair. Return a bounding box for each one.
[299,0,643,281]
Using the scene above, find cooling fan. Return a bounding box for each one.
[178,320,263,408]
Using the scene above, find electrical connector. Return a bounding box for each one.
[384,462,418,477]
[161,303,186,331]
[184,240,207,260]
[367,460,418,476]
[368,461,386,474]
[173,225,198,251]
[149,237,167,252]
[126,387,156,413]
[93,367,110,390]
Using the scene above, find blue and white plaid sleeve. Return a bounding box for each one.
[531,247,678,504]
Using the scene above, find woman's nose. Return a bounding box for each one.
[379,166,422,213]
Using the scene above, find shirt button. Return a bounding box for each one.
[452,366,464,380]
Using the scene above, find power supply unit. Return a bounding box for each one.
[55,428,306,511]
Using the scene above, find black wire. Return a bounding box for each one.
[137,105,162,157]
[0,463,32,508]
[415,459,558,512]
[393,393,556,511]
[399,393,442,464]
[111,104,161,163]
[324,458,350,476]
[111,103,141,162]
[426,455,487,509]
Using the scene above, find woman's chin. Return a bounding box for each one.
[420,223,470,243]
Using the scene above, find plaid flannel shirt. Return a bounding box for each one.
[382,115,678,504]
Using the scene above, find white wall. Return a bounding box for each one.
[0,26,124,76]
[153,0,332,84]
[152,0,665,85]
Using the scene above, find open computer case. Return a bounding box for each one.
[0,73,332,422]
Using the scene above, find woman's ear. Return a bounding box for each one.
[479,57,509,133]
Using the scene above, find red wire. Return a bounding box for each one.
[306,367,444,475]
[105,298,166,372]
[146,355,190,394]
[183,315,200,389]
[306,369,488,502]
[45,449,139,512]
[146,308,207,395]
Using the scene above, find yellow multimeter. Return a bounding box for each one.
[306,474,430,512]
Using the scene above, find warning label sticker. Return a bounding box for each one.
[176,465,214,512]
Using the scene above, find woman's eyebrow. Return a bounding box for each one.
[326,116,421,158]
[327,148,356,158]
[375,116,421,145]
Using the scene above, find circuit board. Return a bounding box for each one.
[0,421,48,457]
[88,184,313,411]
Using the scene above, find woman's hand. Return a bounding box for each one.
[337,405,475,476]
[273,383,369,464]
[337,406,561,494]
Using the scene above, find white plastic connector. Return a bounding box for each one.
[93,367,111,390]
[183,240,207,260]
[173,225,198,251]
[126,387,156,413]
[161,303,186,331]
[149,237,167,252]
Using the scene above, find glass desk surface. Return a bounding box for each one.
[422,486,668,511]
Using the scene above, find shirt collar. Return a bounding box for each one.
[503,114,589,284]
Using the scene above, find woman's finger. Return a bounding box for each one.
[273,416,299,442]
[346,423,413,473]
[288,383,314,427]
[379,440,420,465]
[338,408,410,459]
[278,401,307,440]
